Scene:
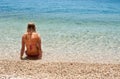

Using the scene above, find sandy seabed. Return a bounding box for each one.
[0,60,120,79]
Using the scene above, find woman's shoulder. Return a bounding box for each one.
[22,33,27,38]
[33,32,40,36]
[23,33,28,36]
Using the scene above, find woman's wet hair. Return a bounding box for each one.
[27,22,36,32]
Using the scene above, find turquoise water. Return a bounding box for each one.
[0,0,120,63]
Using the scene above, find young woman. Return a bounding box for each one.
[20,22,42,59]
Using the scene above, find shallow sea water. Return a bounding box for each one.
[0,0,120,63]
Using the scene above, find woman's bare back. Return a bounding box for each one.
[23,32,42,56]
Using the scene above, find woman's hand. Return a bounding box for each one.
[20,56,23,60]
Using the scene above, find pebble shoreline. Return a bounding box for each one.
[0,60,120,79]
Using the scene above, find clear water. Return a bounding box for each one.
[0,0,120,63]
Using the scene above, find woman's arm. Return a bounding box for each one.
[20,35,25,59]
[37,34,42,59]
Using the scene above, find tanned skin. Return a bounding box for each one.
[20,31,42,60]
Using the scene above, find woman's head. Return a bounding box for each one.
[27,22,36,32]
